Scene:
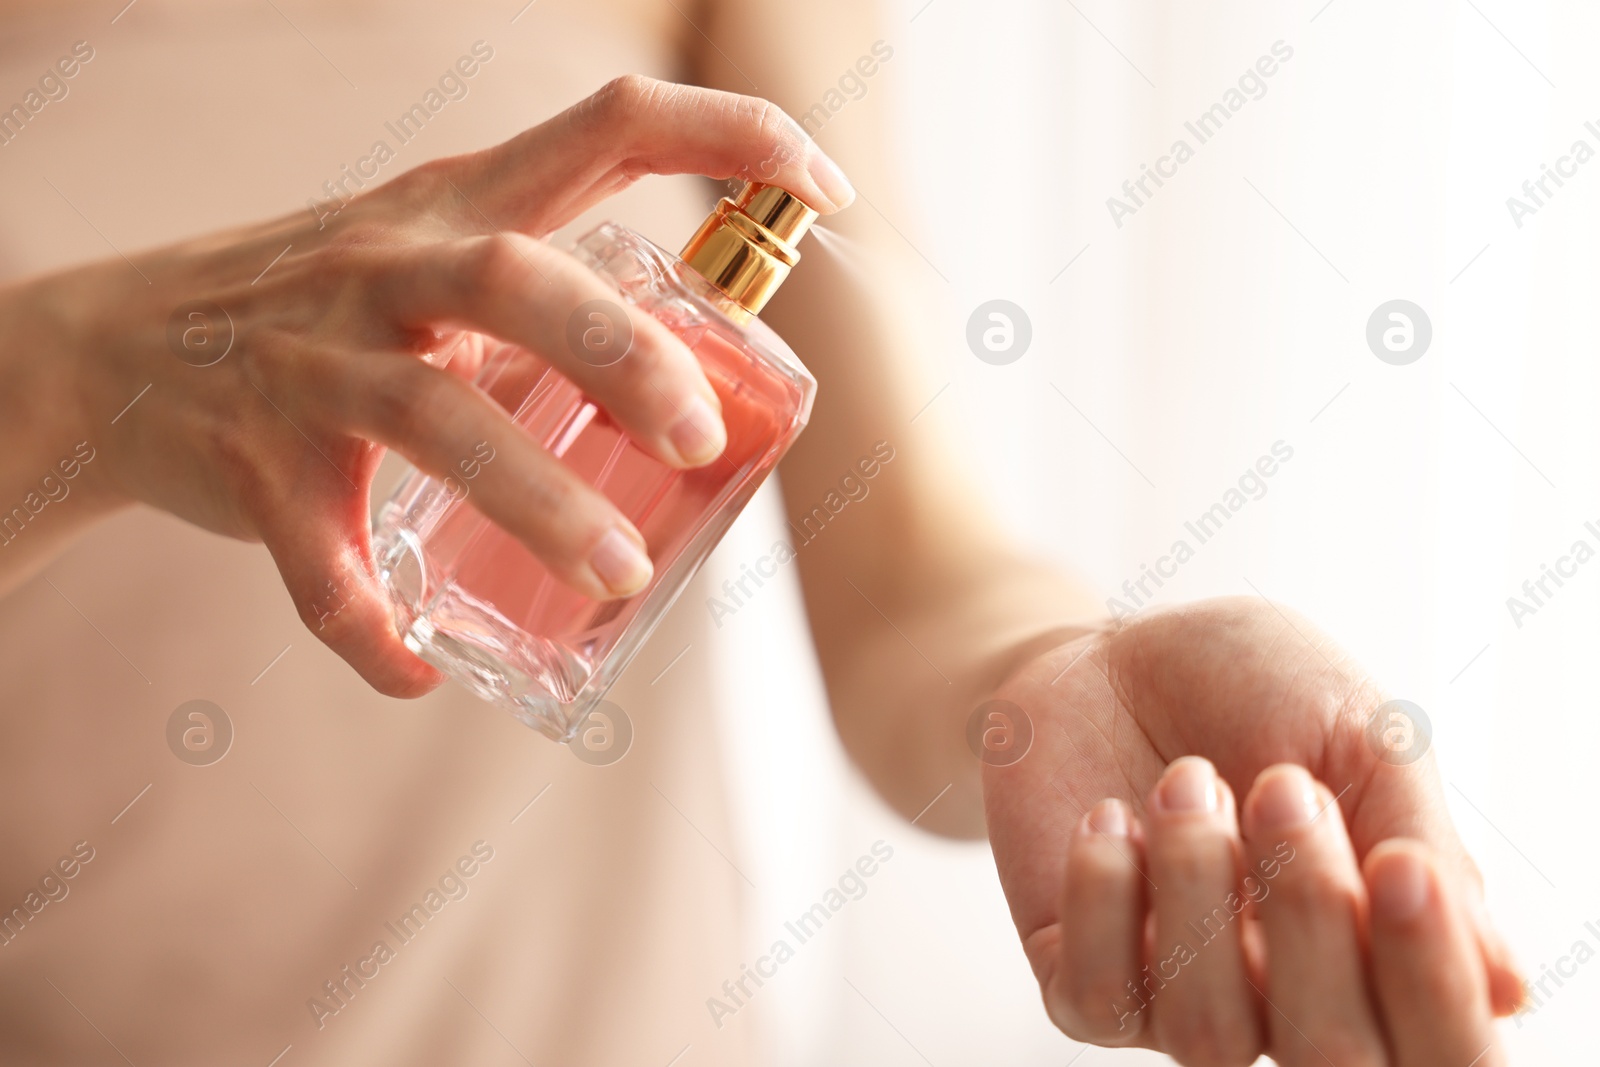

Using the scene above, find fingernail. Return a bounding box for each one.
[591,527,652,596]
[1157,757,1220,813]
[806,146,856,211]
[1085,798,1129,838]
[1371,851,1430,923]
[1249,766,1320,833]
[669,394,726,466]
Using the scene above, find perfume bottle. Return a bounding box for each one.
[373,183,819,740]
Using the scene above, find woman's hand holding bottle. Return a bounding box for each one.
[0,76,854,695]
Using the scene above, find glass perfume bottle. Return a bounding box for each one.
[372,183,819,741]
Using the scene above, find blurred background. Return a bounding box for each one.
[713,1,1598,1063]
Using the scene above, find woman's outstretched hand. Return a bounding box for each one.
[981,597,1524,1066]
[0,76,853,695]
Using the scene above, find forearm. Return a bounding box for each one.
[691,0,1104,835]
[0,265,124,592]
[774,293,1100,835]
[766,245,1101,834]
[806,538,1099,837]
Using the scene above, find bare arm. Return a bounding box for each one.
[687,12,1527,1060]
[693,0,1100,836]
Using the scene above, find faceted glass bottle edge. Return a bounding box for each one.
[372,220,817,743]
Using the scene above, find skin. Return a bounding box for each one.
[689,6,1528,1056]
[986,599,1523,1064]
[0,76,855,695]
[0,0,1524,1059]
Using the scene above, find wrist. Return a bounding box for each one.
[0,264,130,518]
[990,621,1104,692]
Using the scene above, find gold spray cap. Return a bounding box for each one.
[679,183,819,315]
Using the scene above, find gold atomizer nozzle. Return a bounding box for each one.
[679,183,820,315]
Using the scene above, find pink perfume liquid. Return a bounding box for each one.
[374,222,814,739]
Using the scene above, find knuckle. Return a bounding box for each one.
[737,97,801,180]
[461,234,509,286]
[456,235,538,305]
[749,98,794,155]
[577,74,661,131]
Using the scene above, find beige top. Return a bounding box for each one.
[0,2,762,1064]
